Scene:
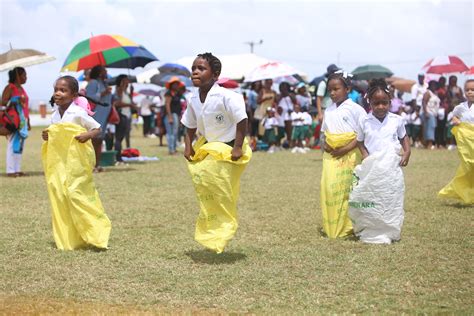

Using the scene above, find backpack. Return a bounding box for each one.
[0,97,21,133]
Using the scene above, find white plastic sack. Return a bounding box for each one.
[349,144,405,244]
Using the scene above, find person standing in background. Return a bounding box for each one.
[85,65,112,172]
[1,67,30,177]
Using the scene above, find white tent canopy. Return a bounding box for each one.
[175,53,273,81]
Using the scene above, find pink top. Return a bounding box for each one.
[9,83,29,119]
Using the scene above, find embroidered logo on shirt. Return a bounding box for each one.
[215,113,225,124]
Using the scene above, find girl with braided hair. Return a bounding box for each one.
[349,79,410,244]
[319,71,366,238]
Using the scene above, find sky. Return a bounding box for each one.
[0,0,473,104]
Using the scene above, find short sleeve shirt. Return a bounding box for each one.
[452,102,474,123]
[181,84,247,142]
[321,99,366,134]
[357,112,406,154]
[51,104,101,131]
[316,80,332,109]
[290,111,305,126]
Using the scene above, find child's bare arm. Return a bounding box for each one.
[357,141,369,160]
[331,138,358,158]
[184,128,197,161]
[231,118,248,161]
[399,135,411,167]
[42,129,48,141]
[75,128,101,143]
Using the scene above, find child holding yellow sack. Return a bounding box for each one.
[438,79,474,204]
[320,71,366,238]
[42,76,111,250]
[181,53,251,253]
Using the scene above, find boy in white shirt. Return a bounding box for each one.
[180,53,251,253]
[262,107,278,153]
[290,103,306,153]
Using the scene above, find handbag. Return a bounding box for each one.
[108,105,120,124]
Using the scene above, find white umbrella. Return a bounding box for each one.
[244,61,306,83]
[0,47,55,72]
[175,53,271,80]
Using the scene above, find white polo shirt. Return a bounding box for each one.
[357,112,406,154]
[291,111,305,126]
[278,96,294,121]
[181,84,247,142]
[452,102,474,123]
[302,112,312,126]
[411,83,427,107]
[51,104,101,131]
[263,117,278,129]
[321,99,366,134]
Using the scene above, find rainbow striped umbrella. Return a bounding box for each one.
[61,34,158,72]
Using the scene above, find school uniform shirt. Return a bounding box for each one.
[291,111,305,126]
[452,102,474,123]
[357,112,406,154]
[51,104,101,131]
[263,117,278,130]
[410,112,422,125]
[321,99,366,134]
[278,96,294,121]
[302,112,312,126]
[181,84,247,143]
[275,112,285,127]
[296,94,311,109]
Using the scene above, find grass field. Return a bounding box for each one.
[0,127,472,314]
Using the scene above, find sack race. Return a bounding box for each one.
[349,144,405,244]
[320,132,360,238]
[187,137,252,253]
[42,123,111,250]
[438,123,474,204]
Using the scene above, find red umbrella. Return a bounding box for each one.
[466,66,474,75]
[422,55,469,74]
[217,77,239,89]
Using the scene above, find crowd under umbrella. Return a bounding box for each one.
[150,73,192,87]
[244,61,306,83]
[0,45,55,72]
[61,34,158,72]
[351,64,394,81]
[422,55,469,74]
[158,62,191,77]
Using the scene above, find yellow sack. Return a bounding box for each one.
[42,123,111,250]
[320,132,361,238]
[438,123,474,204]
[187,137,252,253]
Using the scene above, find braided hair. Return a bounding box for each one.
[366,78,391,101]
[49,75,80,107]
[197,52,222,76]
[327,70,353,89]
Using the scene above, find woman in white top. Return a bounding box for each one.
[422,80,440,149]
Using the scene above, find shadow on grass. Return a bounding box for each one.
[48,242,108,252]
[444,202,473,209]
[1,171,44,178]
[101,167,137,173]
[185,250,247,264]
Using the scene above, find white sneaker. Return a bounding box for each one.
[268,145,275,154]
[298,147,307,154]
[303,147,311,152]
[447,145,456,151]
[291,147,298,154]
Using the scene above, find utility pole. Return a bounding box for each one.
[244,39,263,54]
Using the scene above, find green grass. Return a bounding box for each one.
[0,126,472,314]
